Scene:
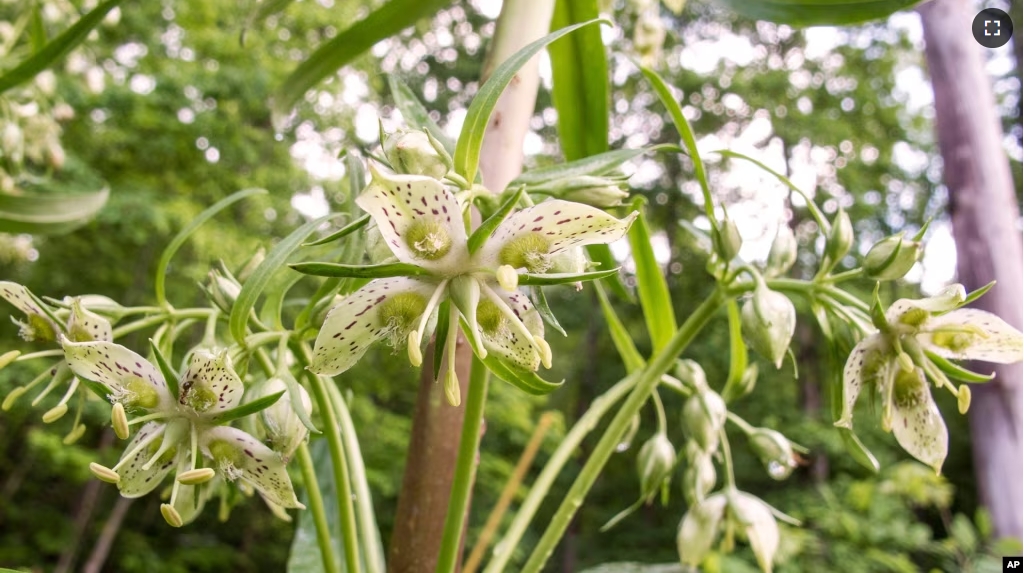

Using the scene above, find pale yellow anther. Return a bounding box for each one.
[2,386,26,411]
[42,403,68,423]
[444,367,461,407]
[63,424,87,445]
[111,402,130,440]
[160,503,184,528]
[0,350,20,370]
[89,462,120,484]
[534,335,553,369]
[177,467,217,485]
[957,385,972,415]
[407,331,423,367]
[496,265,519,292]
[896,352,915,373]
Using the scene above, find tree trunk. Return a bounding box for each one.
[919,0,1024,540]
[387,1,554,570]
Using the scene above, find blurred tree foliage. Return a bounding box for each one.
[0,0,1021,571]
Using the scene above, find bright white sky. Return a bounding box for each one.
[290,2,1020,295]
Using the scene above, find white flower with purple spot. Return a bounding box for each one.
[836,284,1023,473]
[62,339,303,526]
[309,165,637,405]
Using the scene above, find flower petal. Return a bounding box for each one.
[311,277,436,376]
[919,308,1024,364]
[201,426,303,509]
[0,281,59,340]
[180,350,244,415]
[732,492,780,573]
[476,200,636,271]
[837,336,886,428]
[677,493,727,567]
[62,339,174,411]
[67,299,113,342]
[477,286,544,370]
[890,369,948,474]
[0,281,47,316]
[356,166,468,274]
[116,422,179,498]
[173,480,210,526]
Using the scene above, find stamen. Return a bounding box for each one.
[112,425,166,473]
[178,467,216,485]
[42,377,80,423]
[2,386,27,411]
[407,331,423,367]
[63,393,87,445]
[142,430,179,471]
[128,411,173,426]
[410,279,449,366]
[534,336,553,369]
[957,385,971,414]
[481,284,544,357]
[444,304,461,407]
[112,402,130,440]
[496,265,519,292]
[89,462,120,484]
[31,370,66,407]
[160,503,184,528]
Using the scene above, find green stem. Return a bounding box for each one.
[720,426,736,489]
[651,388,667,435]
[296,442,341,573]
[521,290,725,572]
[483,375,635,573]
[825,267,864,283]
[110,309,217,339]
[436,355,490,573]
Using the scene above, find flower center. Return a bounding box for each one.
[499,233,551,273]
[119,376,160,410]
[897,308,929,329]
[379,292,428,345]
[405,219,452,260]
[180,382,218,413]
[207,439,244,480]
[892,368,926,409]
[477,299,506,336]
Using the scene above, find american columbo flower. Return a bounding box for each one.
[677,490,780,573]
[836,284,1024,473]
[308,165,636,405]
[61,338,303,526]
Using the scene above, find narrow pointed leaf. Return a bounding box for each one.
[210,390,287,424]
[512,147,671,187]
[467,187,524,255]
[531,286,566,337]
[284,372,320,434]
[302,214,370,247]
[721,300,748,402]
[482,354,564,395]
[270,0,452,124]
[149,338,180,401]
[595,282,644,373]
[548,0,607,161]
[925,349,996,383]
[157,188,267,306]
[517,268,620,286]
[432,299,451,381]
[289,261,428,279]
[230,215,334,344]
[626,199,676,352]
[388,75,454,153]
[0,187,109,235]
[714,149,829,232]
[453,19,606,183]
[0,0,124,94]
[962,280,996,307]
[29,2,47,53]
[713,0,921,27]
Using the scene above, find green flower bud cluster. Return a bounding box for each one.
[677,490,780,573]
[383,129,451,180]
[741,286,796,369]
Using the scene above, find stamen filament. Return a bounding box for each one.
[444,303,461,406]
[481,283,543,355]
[128,411,173,426]
[415,279,450,343]
[112,425,166,472]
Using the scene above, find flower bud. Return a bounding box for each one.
[749,428,796,480]
[682,390,726,451]
[741,286,796,369]
[713,216,742,262]
[536,175,630,208]
[765,224,797,277]
[682,441,716,505]
[727,492,780,573]
[826,208,853,264]
[202,268,242,313]
[677,492,727,568]
[383,130,450,180]
[637,432,676,502]
[237,247,266,282]
[259,378,312,461]
[863,234,921,281]
[674,359,708,392]
[1,122,24,164]
[722,363,758,403]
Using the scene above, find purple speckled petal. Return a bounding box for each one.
[62,339,174,411]
[180,350,244,415]
[201,426,303,509]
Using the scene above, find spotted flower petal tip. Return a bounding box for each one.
[202,426,303,509]
[61,339,173,412]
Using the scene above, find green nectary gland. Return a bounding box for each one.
[892,368,925,409]
[477,299,505,335]
[125,377,160,410]
[379,292,428,332]
[183,384,218,413]
[898,308,929,328]
[27,314,56,342]
[930,331,974,353]
[405,218,452,260]
[498,233,550,272]
[208,439,240,466]
[147,439,178,466]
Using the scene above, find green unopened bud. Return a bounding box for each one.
[89,462,120,484]
[677,493,727,567]
[384,130,450,180]
[237,247,266,282]
[713,216,742,262]
[957,385,971,414]
[674,359,708,392]
[863,234,921,281]
[259,378,312,461]
[682,441,716,505]
[741,287,796,369]
[723,363,759,403]
[765,224,797,277]
[826,208,853,264]
[202,269,242,313]
[161,503,184,527]
[637,432,676,502]
[727,492,780,573]
[538,175,631,208]
[177,467,217,485]
[749,428,796,480]
[682,390,727,451]
[111,402,130,440]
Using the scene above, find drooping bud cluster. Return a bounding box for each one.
[741,285,796,369]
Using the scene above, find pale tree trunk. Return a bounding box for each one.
[919,0,1024,540]
[387,1,554,570]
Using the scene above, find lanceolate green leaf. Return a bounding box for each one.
[482,354,563,396]
[289,261,428,279]
[713,0,921,27]
[512,148,669,187]
[432,299,451,381]
[467,187,523,255]
[270,0,452,124]
[531,286,566,337]
[517,268,620,286]
[302,215,369,247]
[548,0,607,161]
[453,19,605,183]
[626,199,676,353]
[0,0,124,94]
[388,75,455,153]
[210,390,286,424]
[925,350,996,383]
[230,215,334,344]
[0,187,109,235]
[156,188,267,306]
[149,339,180,401]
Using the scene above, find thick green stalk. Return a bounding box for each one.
[296,442,341,573]
[521,290,726,572]
[437,356,491,573]
[483,375,635,573]
[325,381,386,573]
